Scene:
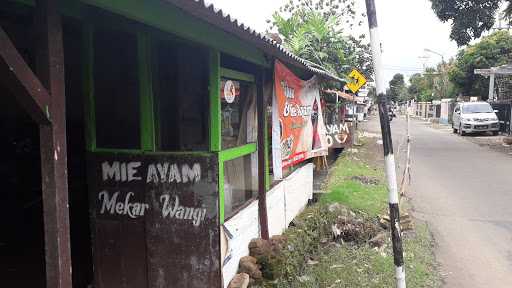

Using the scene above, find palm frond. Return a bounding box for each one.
[504,0,512,18]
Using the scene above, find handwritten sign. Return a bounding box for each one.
[325,122,353,148]
[88,153,220,288]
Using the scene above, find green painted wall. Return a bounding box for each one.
[138,32,156,152]
[8,0,273,224]
[10,0,270,67]
[82,0,269,67]
[209,50,221,152]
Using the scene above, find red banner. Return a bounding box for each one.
[273,61,328,170]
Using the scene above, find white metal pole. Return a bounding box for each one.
[406,112,410,173]
[364,1,406,287]
[404,111,411,191]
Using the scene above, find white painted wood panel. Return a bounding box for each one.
[266,181,286,237]
[284,163,313,224]
[221,163,313,287]
[221,201,260,288]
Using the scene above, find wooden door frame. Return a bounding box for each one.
[0,1,73,287]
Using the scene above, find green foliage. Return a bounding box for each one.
[264,204,338,286]
[261,142,441,288]
[407,62,456,102]
[430,0,511,46]
[506,2,512,17]
[387,73,409,103]
[273,0,358,28]
[408,71,436,102]
[268,0,373,79]
[449,30,512,98]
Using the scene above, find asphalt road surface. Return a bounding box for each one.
[366,115,512,287]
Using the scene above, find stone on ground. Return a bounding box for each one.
[369,232,387,248]
[239,256,262,280]
[228,273,250,288]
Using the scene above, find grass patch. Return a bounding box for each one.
[259,143,441,288]
[321,152,387,216]
[403,223,440,287]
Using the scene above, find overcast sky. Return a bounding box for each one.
[208,0,461,87]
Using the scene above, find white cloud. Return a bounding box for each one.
[372,0,459,85]
[207,0,283,33]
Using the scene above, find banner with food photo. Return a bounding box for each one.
[272,61,328,177]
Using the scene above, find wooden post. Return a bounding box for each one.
[0,27,50,124]
[35,0,73,287]
[257,69,269,240]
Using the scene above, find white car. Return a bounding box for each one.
[452,102,499,136]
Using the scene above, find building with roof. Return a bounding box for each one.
[0,1,343,287]
[475,63,512,133]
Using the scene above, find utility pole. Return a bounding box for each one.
[364,1,406,287]
[424,48,446,99]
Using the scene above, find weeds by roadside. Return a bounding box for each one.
[258,142,441,288]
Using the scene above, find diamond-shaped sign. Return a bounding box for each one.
[346,69,367,94]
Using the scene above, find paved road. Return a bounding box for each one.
[367,116,512,287]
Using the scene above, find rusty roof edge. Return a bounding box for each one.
[164,0,345,83]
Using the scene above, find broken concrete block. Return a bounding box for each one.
[239,255,263,280]
[249,238,272,259]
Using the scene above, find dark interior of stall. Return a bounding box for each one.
[64,18,94,288]
[0,85,47,288]
[0,7,46,287]
[0,5,93,288]
[152,34,210,151]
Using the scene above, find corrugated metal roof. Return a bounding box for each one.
[475,63,512,76]
[165,0,345,83]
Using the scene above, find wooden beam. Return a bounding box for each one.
[209,49,221,152]
[220,68,255,83]
[0,26,50,124]
[35,0,72,287]
[257,69,269,240]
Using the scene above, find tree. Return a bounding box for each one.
[388,73,407,103]
[271,0,359,30]
[408,72,434,102]
[449,30,512,98]
[268,0,373,79]
[408,73,427,100]
[407,64,457,102]
[430,0,512,46]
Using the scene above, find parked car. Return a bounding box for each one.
[452,102,499,136]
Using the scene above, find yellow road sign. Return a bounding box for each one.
[346,69,367,93]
